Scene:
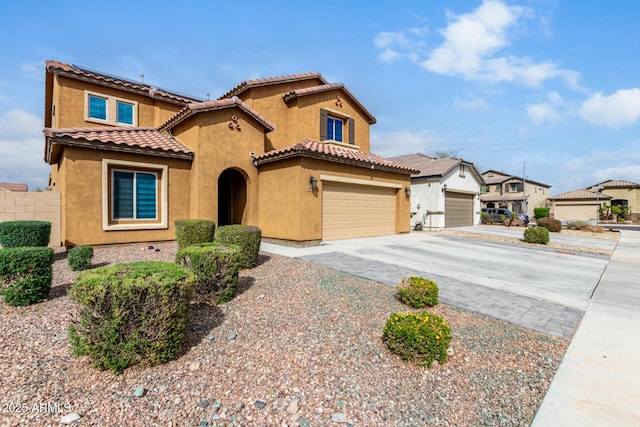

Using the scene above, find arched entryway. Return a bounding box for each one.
[218,169,247,226]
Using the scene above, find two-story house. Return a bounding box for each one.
[480,170,551,218]
[44,61,418,247]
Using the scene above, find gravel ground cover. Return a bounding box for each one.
[1,242,567,426]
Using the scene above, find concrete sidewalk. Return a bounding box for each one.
[531,230,640,425]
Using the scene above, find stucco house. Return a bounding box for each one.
[548,179,640,223]
[387,154,483,230]
[43,61,418,247]
[480,170,550,218]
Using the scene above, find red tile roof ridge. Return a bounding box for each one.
[158,97,275,132]
[45,60,201,105]
[0,182,28,191]
[218,72,328,100]
[548,189,613,200]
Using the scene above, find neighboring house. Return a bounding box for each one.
[0,183,28,191]
[480,170,550,218]
[548,179,640,222]
[43,61,418,246]
[387,153,483,230]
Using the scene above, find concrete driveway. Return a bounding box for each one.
[262,226,617,339]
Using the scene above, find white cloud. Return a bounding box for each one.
[526,91,566,124]
[0,109,49,189]
[454,96,489,110]
[370,129,445,157]
[407,0,581,89]
[578,88,640,128]
[373,28,427,63]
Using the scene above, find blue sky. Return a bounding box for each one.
[1,0,639,194]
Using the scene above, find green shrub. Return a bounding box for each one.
[68,261,193,374]
[0,221,51,248]
[0,247,54,306]
[534,207,550,220]
[383,311,452,368]
[523,226,550,244]
[176,242,241,303]
[214,225,262,269]
[174,219,216,250]
[396,276,439,308]
[67,245,94,271]
[537,217,562,232]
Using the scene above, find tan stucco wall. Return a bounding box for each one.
[602,188,640,213]
[0,191,61,248]
[55,146,191,246]
[258,157,411,241]
[50,75,184,129]
[172,108,266,226]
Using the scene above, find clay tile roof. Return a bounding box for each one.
[158,97,275,132]
[44,127,193,163]
[283,83,377,124]
[548,189,612,201]
[254,139,419,174]
[0,183,28,191]
[46,60,201,105]
[592,179,640,188]
[218,72,328,100]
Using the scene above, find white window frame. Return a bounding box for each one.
[85,90,139,126]
[327,116,344,142]
[102,159,168,231]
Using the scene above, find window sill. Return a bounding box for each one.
[323,140,360,151]
[103,222,167,231]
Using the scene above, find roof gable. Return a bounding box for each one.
[591,179,640,189]
[387,153,483,182]
[158,98,275,133]
[548,189,613,201]
[219,72,328,100]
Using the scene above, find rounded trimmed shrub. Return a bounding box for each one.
[523,226,550,245]
[537,217,562,232]
[67,245,94,271]
[176,242,241,304]
[0,247,54,306]
[383,311,452,368]
[534,207,550,220]
[396,276,439,308]
[174,219,216,250]
[0,220,51,248]
[214,225,262,269]
[68,261,194,374]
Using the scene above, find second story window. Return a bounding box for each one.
[117,101,134,125]
[509,182,522,192]
[89,95,107,120]
[327,116,343,142]
[495,184,501,192]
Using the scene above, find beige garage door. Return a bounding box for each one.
[445,192,474,228]
[554,204,597,221]
[322,183,396,241]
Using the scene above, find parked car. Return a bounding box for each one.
[482,208,529,226]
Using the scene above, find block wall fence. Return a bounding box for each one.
[0,191,61,248]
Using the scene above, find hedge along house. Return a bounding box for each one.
[44,61,417,246]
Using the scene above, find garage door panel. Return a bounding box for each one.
[323,183,396,241]
[445,192,474,228]
[554,204,596,221]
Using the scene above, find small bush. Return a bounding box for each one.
[383,311,452,368]
[214,225,262,269]
[174,219,216,250]
[566,220,590,230]
[0,247,54,306]
[537,217,562,232]
[176,242,241,304]
[0,221,51,248]
[67,245,94,271]
[396,276,439,308]
[68,261,193,374]
[523,226,550,244]
[534,207,550,220]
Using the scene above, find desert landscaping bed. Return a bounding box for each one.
[1,242,567,426]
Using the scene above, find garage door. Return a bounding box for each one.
[554,204,597,221]
[445,192,474,228]
[322,183,396,241]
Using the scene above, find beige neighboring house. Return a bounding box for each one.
[480,170,550,218]
[549,179,640,223]
[0,183,28,191]
[388,154,484,230]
